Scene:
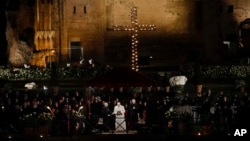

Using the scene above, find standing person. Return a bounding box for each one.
[128,98,139,130]
[89,97,102,130]
[100,102,113,132]
[113,102,126,132]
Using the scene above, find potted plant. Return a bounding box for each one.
[20,113,38,127]
[37,112,54,136]
[165,108,192,135]
[193,63,203,93]
[19,113,38,136]
[38,112,54,125]
[163,72,171,93]
[191,124,203,136]
[235,79,246,93]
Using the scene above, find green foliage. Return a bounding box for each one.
[191,124,203,134]
[200,65,250,79]
[38,112,53,125]
[165,109,192,122]
[0,65,111,81]
[19,113,37,127]
[20,112,54,126]
[235,79,246,89]
[0,65,250,83]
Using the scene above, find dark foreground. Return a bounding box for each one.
[0,135,230,141]
[1,132,249,141]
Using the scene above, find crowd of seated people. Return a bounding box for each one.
[0,86,250,136]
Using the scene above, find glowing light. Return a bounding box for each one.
[110,7,156,71]
[40,134,44,138]
[43,85,48,90]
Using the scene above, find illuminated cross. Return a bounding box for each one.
[109,7,156,71]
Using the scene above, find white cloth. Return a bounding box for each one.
[113,104,126,131]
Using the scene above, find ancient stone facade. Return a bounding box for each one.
[6,0,250,68]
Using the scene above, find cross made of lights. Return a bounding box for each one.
[109,7,156,71]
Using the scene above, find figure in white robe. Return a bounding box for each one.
[113,102,126,131]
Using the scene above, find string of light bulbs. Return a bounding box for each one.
[111,7,156,71]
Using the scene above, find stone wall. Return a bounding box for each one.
[4,0,250,68]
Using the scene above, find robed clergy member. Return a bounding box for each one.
[113,102,126,131]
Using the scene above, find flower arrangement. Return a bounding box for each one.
[165,109,192,122]
[165,110,179,120]
[235,79,246,89]
[72,110,85,120]
[19,113,37,127]
[38,112,53,124]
